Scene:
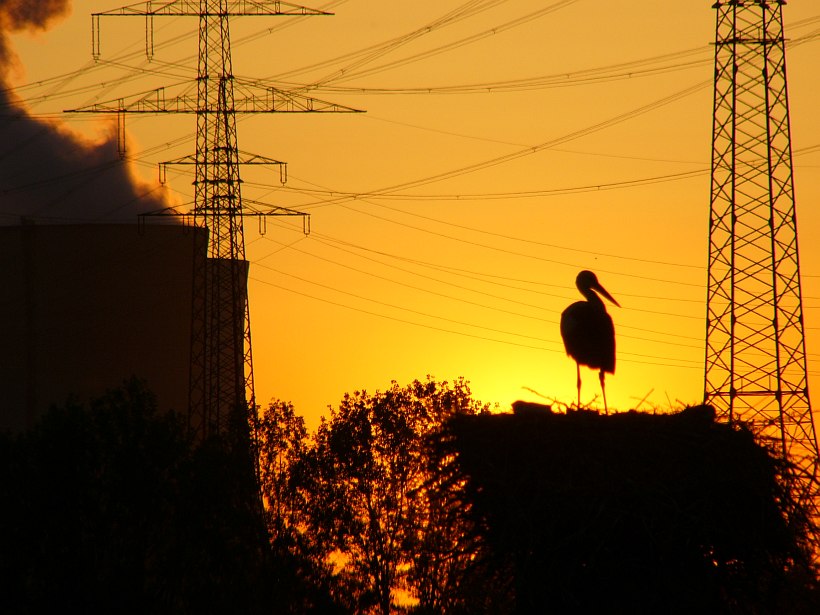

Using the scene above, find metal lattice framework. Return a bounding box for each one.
[72,1,361,440]
[705,0,819,516]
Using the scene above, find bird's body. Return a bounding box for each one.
[560,270,619,413]
[561,300,616,374]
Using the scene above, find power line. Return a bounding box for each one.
[276,168,709,201]
[253,229,711,362]
[300,80,711,205]
[255,261,562,344]
[249,275,704,370]
[257,234,705,350]
[267,0,521,85]
[269,23,820,95]
[274,228,705,309]
[297,0,582,88]
[333,200,706,289]
[339,198,703,268]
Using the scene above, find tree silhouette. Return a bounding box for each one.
[0,379,313,614]
[259,377,488,614]
[1,381,189,613]
[257,399,342,613]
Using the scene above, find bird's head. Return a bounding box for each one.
[576,270,620,307]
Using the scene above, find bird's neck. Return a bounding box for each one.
[581,289,605,308]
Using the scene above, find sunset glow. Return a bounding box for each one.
[6,1,820,427]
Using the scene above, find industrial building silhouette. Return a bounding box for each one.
[0,222,209,432]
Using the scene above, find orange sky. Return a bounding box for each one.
[7,0,820,428]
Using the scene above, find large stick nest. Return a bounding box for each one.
[435,405,819,614]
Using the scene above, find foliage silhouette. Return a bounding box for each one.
[6,378,817,614]
[258,377,489,614]
[433,404,820,614]
[257,399,344,613]
[0,379,328,614]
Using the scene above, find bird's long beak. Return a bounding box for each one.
[594,282,620,308]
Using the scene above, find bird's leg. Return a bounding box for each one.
[576,362,581,408]
[599,370,608,415]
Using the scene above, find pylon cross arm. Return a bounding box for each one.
[66,86,364,115]
[94,1,332,18]
[92,1,331,59]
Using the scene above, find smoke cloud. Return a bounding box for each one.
[0,0,175,224]
[0,0,70,36]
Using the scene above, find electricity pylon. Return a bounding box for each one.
[705,0,819,524]
[71,1,361,440]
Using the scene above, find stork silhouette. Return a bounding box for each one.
[560,270,620,413]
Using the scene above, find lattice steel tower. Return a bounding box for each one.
[705,0,819,507]
[76,1,359,440]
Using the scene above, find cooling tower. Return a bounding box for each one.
[0,222,208,432]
